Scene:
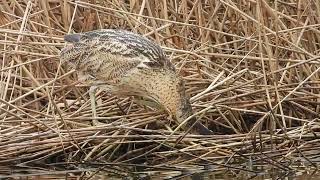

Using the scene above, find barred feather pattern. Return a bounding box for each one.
[61,29,175,71]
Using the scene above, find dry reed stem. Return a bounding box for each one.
[0,0,320,179]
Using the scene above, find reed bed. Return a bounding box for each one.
[0,0,320,179]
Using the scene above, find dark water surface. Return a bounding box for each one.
[1,167,319,179]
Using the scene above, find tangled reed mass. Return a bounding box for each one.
[0,0,319,178]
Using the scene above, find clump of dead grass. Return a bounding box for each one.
[0,0,320,179]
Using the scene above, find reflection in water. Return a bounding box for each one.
[0,167,319,179]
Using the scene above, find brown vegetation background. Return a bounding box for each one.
[0,0,319,178]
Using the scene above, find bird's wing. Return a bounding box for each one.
[61,29,175,72]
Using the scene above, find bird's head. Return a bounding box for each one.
[163,76,213,135]
[174,95,213,135]
[173,78,193,121]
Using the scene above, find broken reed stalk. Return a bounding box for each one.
[0,0,319,178]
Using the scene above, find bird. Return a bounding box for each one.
[60,29,213,135]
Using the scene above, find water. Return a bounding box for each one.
[1,167,319,179]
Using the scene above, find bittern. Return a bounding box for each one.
[60,29,213,135]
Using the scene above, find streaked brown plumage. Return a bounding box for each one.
[60,29,213,135]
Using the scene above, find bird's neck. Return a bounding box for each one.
[147,75,191,124]
[127,68,190,122]
[152,82,186,120]
[136,70,213,135]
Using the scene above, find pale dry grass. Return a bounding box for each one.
[0,0,320,179]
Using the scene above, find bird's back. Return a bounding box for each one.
[61,29,175,74]
[60,29,178,99]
